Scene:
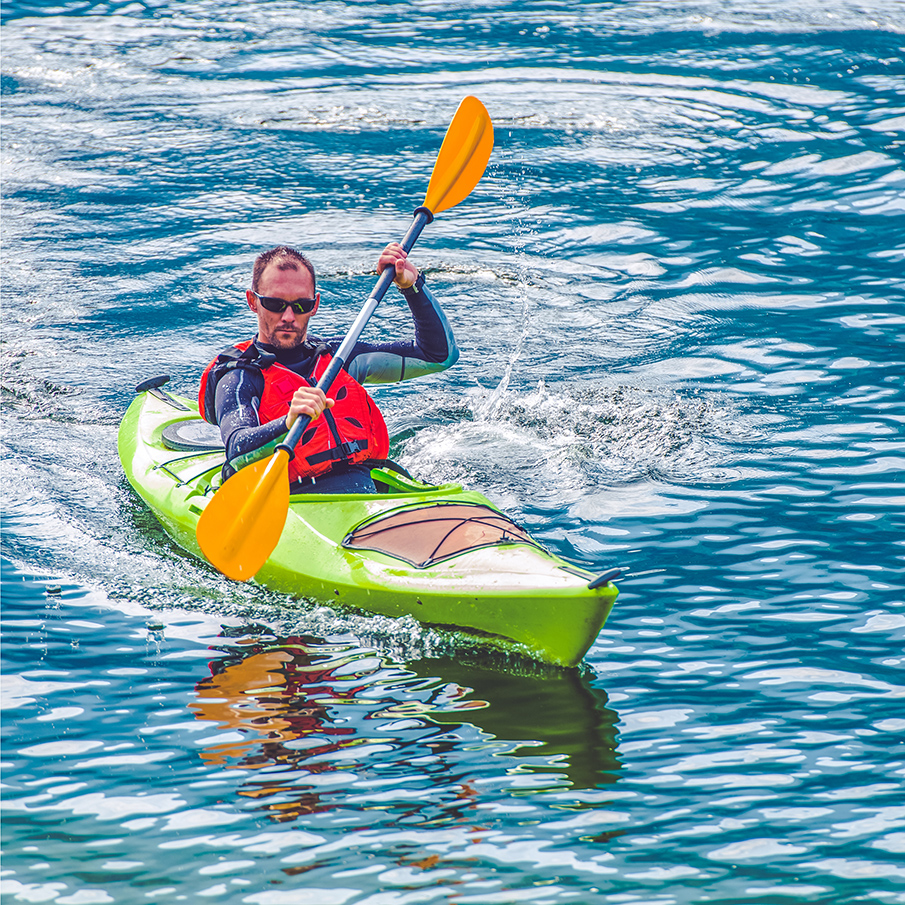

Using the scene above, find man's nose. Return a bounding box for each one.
[280,305,298,322]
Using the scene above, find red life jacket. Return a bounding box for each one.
[198,340,389,483]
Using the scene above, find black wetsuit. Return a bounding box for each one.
[206,276,458,493]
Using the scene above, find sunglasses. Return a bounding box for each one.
[252,290,318,314]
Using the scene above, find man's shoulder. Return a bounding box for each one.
[209,340,269,387]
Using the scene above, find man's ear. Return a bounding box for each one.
[311,293,320,316]
[246,290,257,312]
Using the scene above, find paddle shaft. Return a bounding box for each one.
[276,205,434,459]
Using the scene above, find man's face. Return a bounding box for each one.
[246,262,319,350]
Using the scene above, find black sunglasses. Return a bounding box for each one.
[252,290,318,314]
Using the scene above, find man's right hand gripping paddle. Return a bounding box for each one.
[196,96,494,581]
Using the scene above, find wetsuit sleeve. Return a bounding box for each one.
[341,277,459,384]
[213,366,289,474]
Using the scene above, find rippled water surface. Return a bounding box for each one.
[3,1,905,902]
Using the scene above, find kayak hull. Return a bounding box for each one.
[118,390,618,667]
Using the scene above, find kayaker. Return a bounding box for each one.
[199,243,458,494]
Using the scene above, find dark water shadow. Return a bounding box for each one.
[408,655,622,791]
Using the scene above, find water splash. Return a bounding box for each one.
[399,378,761,503]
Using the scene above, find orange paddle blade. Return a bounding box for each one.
[423,96,494,215]
[196,449,291,581]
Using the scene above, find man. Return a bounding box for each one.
[199,243,458,494]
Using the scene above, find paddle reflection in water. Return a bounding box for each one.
[189,629,622,827]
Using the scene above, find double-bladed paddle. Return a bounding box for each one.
[197,95,494,581]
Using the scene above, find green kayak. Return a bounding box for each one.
[118,380,619,667]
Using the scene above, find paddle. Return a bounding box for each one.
[196,95,494,581]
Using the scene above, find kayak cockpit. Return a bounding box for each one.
[342,501,543,568]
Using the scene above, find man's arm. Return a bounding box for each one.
[213,367,287,474]
[340,277,460,384]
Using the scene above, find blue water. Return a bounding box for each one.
[3,1,905,902]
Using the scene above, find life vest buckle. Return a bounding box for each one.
[337,440,364,458]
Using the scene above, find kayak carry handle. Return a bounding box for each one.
[135,375,171,393]
[587,568,622,590]
[135,374,189,411]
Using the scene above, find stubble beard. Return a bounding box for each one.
[267,327,305,350]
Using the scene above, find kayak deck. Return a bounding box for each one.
[118,385,619,667]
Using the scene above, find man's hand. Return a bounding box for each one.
[286,386,334,430]
[378,242,420,290]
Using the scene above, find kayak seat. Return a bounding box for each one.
[161,419,225,452]
[369,462,437,494]
[342,502,543,569]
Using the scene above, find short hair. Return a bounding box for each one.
[251,246,316,292]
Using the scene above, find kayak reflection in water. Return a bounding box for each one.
[190,633,622,825]
[198,243,459,494]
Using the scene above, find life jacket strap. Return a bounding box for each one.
[304,438,367,466]
[300,361,365,466]
[217,342,276,371]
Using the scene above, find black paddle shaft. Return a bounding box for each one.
[276,206,434,460]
